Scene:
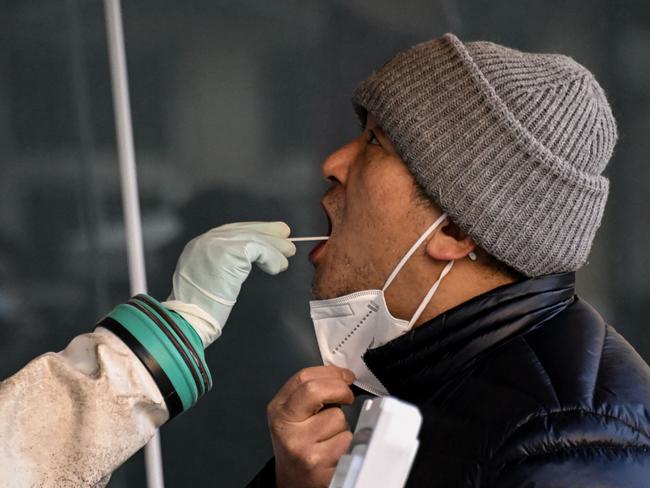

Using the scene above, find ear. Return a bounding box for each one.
[425,220,476,261]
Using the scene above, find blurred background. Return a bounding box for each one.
[1,0,648,486]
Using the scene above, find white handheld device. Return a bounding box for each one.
[329,397,423,488]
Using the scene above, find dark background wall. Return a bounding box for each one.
[1,1,648,486]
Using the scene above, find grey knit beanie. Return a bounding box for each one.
[352,33,617,277]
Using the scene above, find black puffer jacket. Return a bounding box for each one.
[249,273,650,487]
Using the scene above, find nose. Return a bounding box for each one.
[321,138,361,186]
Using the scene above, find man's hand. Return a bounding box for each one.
[267,366,355,488]
[163,221,296,347]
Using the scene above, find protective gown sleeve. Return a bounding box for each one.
[0,295,212,488]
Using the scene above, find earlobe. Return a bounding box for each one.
[425,221,477,262]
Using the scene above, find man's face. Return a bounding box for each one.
[311,114,441,301]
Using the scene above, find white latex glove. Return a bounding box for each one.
[163,221,296,348]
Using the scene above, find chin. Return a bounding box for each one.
[310,268,338,300]
[310,271,329,300]
[310,270,363,301]
[310,248,374,300]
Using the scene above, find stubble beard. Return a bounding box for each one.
[310,250,379,300]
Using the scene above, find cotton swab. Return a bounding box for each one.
[289,236,330,242]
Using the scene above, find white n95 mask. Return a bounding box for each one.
[310,214,454,396]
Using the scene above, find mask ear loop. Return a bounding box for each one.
[407,260,454,328]
[382,213,448,292]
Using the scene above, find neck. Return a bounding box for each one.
[417,261,516,327]
[385,259,516,327]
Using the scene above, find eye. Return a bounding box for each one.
[367,130,381,146]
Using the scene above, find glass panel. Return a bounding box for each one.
[0,1,143,485]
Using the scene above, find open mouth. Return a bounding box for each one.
[309,203,332,265]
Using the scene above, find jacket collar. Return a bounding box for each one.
[362,272,576,400]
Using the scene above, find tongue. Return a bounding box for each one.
[309,240,327,261]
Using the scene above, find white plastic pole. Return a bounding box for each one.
[103,1,165,487]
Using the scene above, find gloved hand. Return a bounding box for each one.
[163,221,296,348]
